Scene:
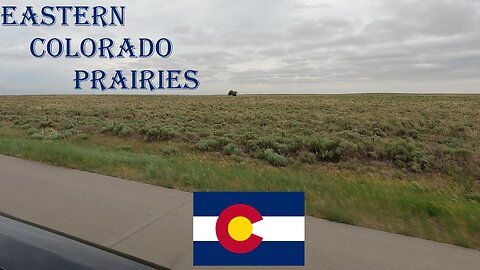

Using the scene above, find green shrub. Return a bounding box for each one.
[385,140,431,172]
[411,150,431,172]
[239,132,256,143]
[113,124,123,135]
[224,143,240,155]
[278,138,304,155]
[246,136,303,155]
[118,125,134,137]
[30,128,61,141]
[62,122,76,130]
[300,152,316,164]
[385,140,413,167]
[101,121,116,133]
[218,136,233,146]
[198,130,211,138]
[100,122,134,138]
[251,149,266,159]
[19,123,32,130]
[138,125,149,135]
[196,139,220,151]
[39,119,54,128]
[246,137,275,152]
[61,129,76,139]
[357,138,376,158]
[308,137,358,162]
[45,129,61,140]
[144,126,177,142]
[264,149,289,167]
[162,146,180,156]
[30,133,44,140]
[144,128,158,142]
[233,155,244,163]
[397,128,419,139]
[27,127,39,135]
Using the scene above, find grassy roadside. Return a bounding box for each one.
[0,127,479,249]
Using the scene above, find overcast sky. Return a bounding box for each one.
[1,0,480,95]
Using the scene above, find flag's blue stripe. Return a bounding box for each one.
[193,241,304,266]
[193,192,304,216]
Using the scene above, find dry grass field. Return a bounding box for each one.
[0,94,479,248]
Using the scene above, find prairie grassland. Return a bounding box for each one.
[0,95,479,248]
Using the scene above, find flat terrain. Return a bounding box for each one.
[0,95,479,248]
[1,155,480,270]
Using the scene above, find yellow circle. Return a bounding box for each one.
[228,216,253,241]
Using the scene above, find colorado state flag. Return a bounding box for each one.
[193,192,305,266]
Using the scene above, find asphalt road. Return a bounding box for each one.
[0,155,479,269]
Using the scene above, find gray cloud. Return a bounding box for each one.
[0,0,479,94]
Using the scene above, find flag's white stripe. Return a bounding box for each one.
[193,216,217,241]
[254,216,305,242]
[193,216,305,242]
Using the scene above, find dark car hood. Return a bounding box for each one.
[0,215,166,270]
